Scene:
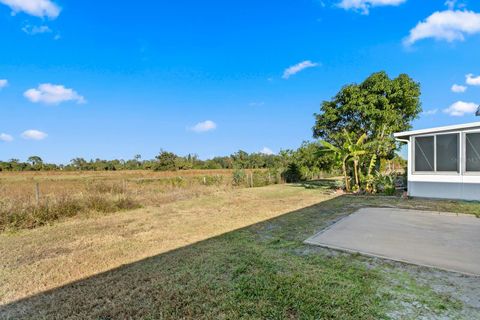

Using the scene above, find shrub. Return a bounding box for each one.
[232,169,247,186]
[282,163,302,183]
[251,170,270,187]
[153,150,178,171]
[374,174,396,195]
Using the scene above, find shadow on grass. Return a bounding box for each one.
[296,179,340,191]
[1,192,478,319]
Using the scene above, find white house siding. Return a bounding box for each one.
[408,181,480,201]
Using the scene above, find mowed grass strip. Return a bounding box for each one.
[1,184,477,319]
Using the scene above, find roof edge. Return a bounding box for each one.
[394,121,480,138]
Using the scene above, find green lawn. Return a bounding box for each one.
[1,184,478,319]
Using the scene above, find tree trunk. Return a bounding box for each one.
[342,161,350,192]
[354,159,359,190]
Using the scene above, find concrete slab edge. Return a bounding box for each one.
[304,207,480,277]
[304,240,480,278]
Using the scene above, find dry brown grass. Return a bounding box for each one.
[0,184,336,306]
[1,176,479,319]
[0,170,242,231]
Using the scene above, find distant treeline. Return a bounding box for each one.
[0,141,406,181]
[0,142,328,176]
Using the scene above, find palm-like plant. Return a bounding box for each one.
[320,140,351,191]
[320,130,368,192]
[344,132,367,191]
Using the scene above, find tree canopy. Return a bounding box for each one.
[313,71,421,159]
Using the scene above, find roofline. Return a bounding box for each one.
[394,121,480,139]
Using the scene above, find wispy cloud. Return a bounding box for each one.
[444,0,466,10]
[24,84,86,105]
[451,84,467,93]
[22,24,51,35]
[466,73,480,86]
[0,133,13,142]
[21,129,48,140]
[338,0,406,15]
[189,120,217,133]
[404,10,480,46]
[260,147,274,155]
[422,109,438,116]
[282,60,319,79]
[248,101,265,107]
[0,0,61,19]
[443,101,478,116]
[0,79,7,89]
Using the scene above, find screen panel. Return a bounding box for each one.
[414,136,434,172]
[436,134,458,172]
[466,133,480,172]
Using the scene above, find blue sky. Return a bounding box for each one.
[1,0,480,163]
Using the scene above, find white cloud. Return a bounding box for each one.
[338,0,406,15]
[443,101,478,116]
[466,73,480,86]
[0,133,13,142]
[24,84,86,105]
[22,24,51,35]
[422,109,438,115]
[0,0,60,18]
[189,120,217,133]
[451,84,467,93]
[260,147,274,155]
[282,60,319,79]
[249,101,265,107]
[0,79,8,89]
[21,129,48,140]
[404,10,480,46]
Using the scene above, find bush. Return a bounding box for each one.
[282,163,302,183]
[232,169,247,186]
[374,174,396,195]
[251,170,270,187]
[153,150,178,171]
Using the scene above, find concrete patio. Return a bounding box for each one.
[305,207,480,276]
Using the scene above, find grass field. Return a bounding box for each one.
[1,172,479,319]
[0,170,276,232]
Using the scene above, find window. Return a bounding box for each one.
[436,134,458,172]
[415,136,434,172]
[466,133,480,172]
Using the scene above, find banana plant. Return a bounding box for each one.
[319,130,368,192]
[344,132,368,191]
[319,140,351,192]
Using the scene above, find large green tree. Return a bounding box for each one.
[313,71,421,159]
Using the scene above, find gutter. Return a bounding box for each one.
[395,138,409,143]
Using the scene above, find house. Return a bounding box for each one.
[394,122,480,201]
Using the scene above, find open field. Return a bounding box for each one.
[0,173,479,319]
[0,170,279,232]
